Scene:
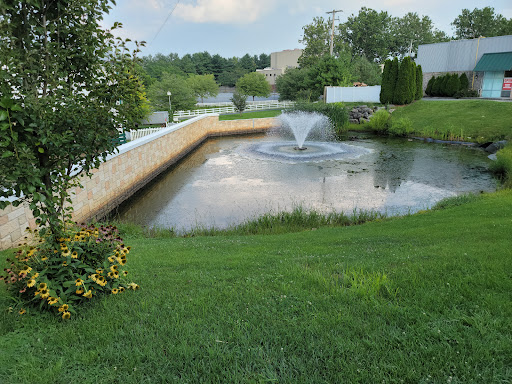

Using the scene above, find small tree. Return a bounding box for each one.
[231,90,248,115]
[187,74,219,103]
[446,74,461,97]
[431,76,442,96]
[236,72,271,101]
[0,0,147,243]
[389,57,400,103]
[147,72,196,113]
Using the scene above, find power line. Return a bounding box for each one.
[149,0,181,46]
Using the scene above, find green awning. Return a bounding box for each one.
[474,52,512,71]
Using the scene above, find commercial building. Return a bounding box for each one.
[256,49,303,88]
[415,35,512,98]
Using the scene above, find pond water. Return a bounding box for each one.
[114,134,496,231]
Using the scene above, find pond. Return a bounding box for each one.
[114,133,496,231]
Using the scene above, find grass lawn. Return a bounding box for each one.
[390,100,512,143]
[219,109,283,120]
[1,190,511,383]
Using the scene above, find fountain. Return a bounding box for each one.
[240,111,371,163]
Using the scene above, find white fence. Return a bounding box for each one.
[128,126,169,141]
[174,101,295,119]
[325,86,381,103]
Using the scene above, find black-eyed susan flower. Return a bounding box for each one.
[18,308,26,315]
[108,255,116,263]
[76,288,84,295]
[122,271,128,277]
[83,290,93,299]
[38,283,47,291]
[111,288,119,294]
[96,269,103,275]
[47,297,59,305]
[71,251,78,259]
[75,278,84,286]
[62,311,71,320]
[41,256,48,261]
[119,287,125,293]
[128,283,140,290]
[27,278,36,287]
[62,249,71,257]
[58,304,69,312]
[107,271,114,278]
[110,265,118,272]
[40,289,50,299]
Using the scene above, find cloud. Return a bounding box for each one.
[174,0,275,24]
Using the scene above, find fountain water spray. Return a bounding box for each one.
[278,111,330,150]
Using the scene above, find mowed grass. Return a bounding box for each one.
[1,190,511,383]
[219,109,283,120]
[390,100,512,143]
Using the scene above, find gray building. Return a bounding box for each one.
[256,49,303,89]
[416,35,512,98]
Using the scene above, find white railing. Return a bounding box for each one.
[128,126,168,141]
[175,101,295,119]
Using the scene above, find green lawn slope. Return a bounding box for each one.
[1,190,511,383]
[390,99,512,143]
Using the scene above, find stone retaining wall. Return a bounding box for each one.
[0,115,278,250]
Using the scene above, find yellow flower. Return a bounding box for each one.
[108,255,116,263]
[97,276,107,286]
[110,265,118,272]
[62,250,71,257]
[76,288,84,295]
[38,283,47,291]
[75,278,83,286]
[71,251,78,259]
[96,269,103,274]
[40,289,50,299]
[107,271,114,278]
[83,290,93,299]
[27,279,36,287]
[119,287,125,293]
[47,297,59,305]
[111,288,119,294]
[41,256,48,261]
[18,308,26,315]
[62,311,71,320]
[18,266,32,275]
[58,304,69,312]
[118,257,127,266]
[128,283,140,290]
[32,273,39,278]
[122,271,128,277]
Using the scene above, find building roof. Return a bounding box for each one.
[474,52,512,71]
[416,35,512,73]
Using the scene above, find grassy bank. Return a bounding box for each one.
[1,190,511,383]
[219,109,282,120]
[389,99,512,143]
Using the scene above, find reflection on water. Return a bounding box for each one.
[114,134,496,231]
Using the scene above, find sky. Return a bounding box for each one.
[101,0,512,59]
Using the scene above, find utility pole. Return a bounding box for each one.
[326,9,342,56]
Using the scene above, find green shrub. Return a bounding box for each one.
[389,117,413,136]
[453,89,479,98]
[446,74,461,97]
[425,76,435,96]
[290,102,349,133]
[366,109,391,133]
[431,76,442,96]
[459,73,469,90]
[0,224,139,319]
[415,65,423,100]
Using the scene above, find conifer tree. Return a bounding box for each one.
[425,76,435,96]
[389,57,399,104]
[459,73,469,90]
[394,57,412,105]
[416,65,423,99]
[409,61,417,103]
[379,59,392,104]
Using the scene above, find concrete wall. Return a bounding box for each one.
[325,86,382,103]
[0,115,278,250]
[270,49,302,70]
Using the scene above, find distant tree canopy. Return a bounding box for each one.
[451,7,512,39]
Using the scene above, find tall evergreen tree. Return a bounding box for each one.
[459,73,469,90]
[389,57,399,104]
[380,59,392,104]
[416,65,423,99]
[394,57,411,104]
[425,76,435,96]
[409,60,417,103]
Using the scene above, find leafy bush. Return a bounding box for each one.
[0,224,139,319]
[459,73,469,90]
[290,102,348,134]
[446,74,461,97]
[425,76,435,96]
[453,89,479,98]
[389,117,413,137]
[365,109,391,133]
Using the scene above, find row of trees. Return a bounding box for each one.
[425,73,471,98]
[299,7,512,66]
[141,52,270,88]
[380,57,423,105]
